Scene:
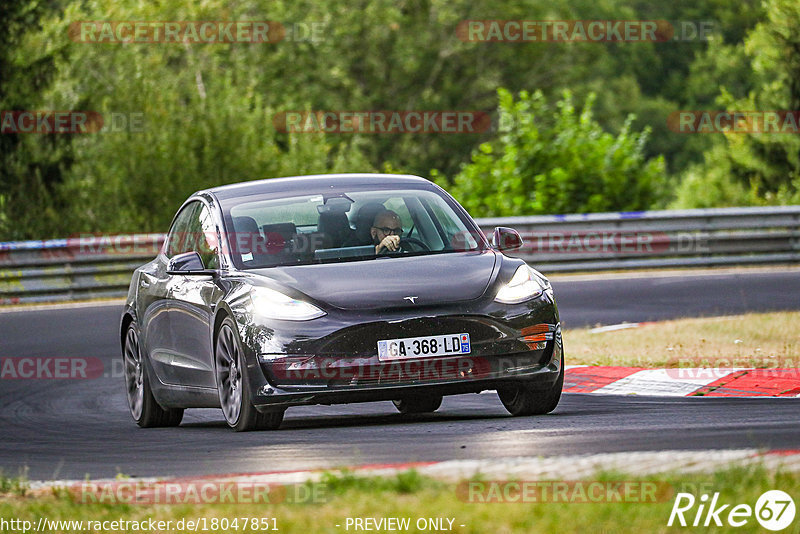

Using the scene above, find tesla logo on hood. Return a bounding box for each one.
[403,296,418,304]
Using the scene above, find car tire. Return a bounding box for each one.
[392,396,443,414]
[497,356,564,416]
[123,322,184,428]
[215,317,285,432]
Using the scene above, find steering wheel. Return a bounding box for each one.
[398,236,430,252]
[376,237,431,255]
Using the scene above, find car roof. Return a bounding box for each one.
[202,173,435,201]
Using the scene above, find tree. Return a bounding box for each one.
[672,0,800,207]
[437,89,666,216]
[0,0,67,239]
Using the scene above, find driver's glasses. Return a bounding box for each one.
[374,226,402,236]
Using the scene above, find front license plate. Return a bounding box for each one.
[377,333,471,361]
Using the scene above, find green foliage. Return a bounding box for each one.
[441,89,667,216]
[3,465,800,534]
[319,469,435,495]
[0,471,29,497]
[0,0,68,240]
[12,0,373,235]
[0,0,797,239]
[673,0,800,208]
[671,146,761,208]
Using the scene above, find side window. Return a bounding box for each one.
[383,197,413,231]
[195,205,220,269]
[166,203,199,258]
[423,198,477,250]
[165,202,220,269]
[428,201,460,236]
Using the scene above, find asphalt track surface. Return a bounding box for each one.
[1,269,799,480]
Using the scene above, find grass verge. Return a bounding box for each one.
[565,311,800,368]
[1,465,798,533]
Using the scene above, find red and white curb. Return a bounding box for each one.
[564,366,800,397]
[28,450,800,491]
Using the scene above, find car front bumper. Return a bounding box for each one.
[240,296,563,409]
[251,351,562,409]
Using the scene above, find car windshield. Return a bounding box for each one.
[222,187,484,268]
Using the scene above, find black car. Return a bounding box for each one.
[121,173,563,431]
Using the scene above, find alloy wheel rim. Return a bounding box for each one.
[123,327,144,420]
[216,325,243,425]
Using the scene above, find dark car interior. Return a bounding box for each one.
[226,190,480,268]
[230,198,382,265]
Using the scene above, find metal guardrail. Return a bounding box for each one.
[483,205,800,272]
[1,206,799,304]
[0,234,164,304]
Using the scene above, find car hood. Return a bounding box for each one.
[250,251,499,310]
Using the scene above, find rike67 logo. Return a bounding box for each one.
[668,490,796,531]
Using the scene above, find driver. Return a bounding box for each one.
[371,210,404,254]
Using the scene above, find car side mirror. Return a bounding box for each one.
[492,227,523,251]
[167,251,216,276]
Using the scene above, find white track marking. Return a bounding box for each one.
[591,368,751,396]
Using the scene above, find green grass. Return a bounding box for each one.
[2,465,799,533]
[0,470,28,497]
[565,311,800,368]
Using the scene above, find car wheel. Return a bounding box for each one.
[123,322,183,427]
[392,396,443,414]
[215,317,284,432]
[497,356,564,416]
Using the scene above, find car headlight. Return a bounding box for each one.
[494,265,551,304]
[251,287,326,321]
